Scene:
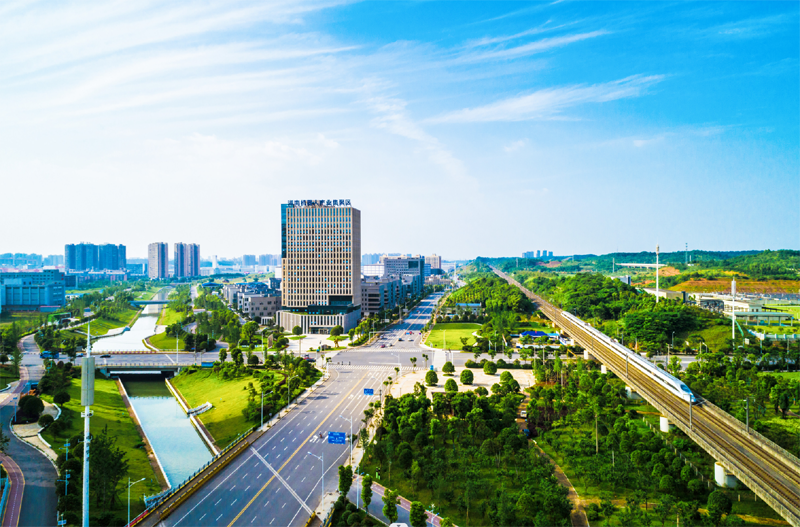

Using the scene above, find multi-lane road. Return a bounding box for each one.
[140,294,443,527]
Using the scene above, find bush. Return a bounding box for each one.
[38,414,54,427]
[460,369,474,385]
[442,361,454,375]
[19,395,44,419]
[444,379,458,392]
[53,391,71,406]
[425,370,438,386]
[483,361,497,375]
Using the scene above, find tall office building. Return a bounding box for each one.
[279,199,361,333]
[148,243,168,279]
[174,243,200,277]
[381,255,425,297]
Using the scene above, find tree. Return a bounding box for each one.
[348,328,356,341]
[247,354,260,367]
[338,465,353,496]
[362,474,373,511]
[53,391,71,406]
[0,354,7,366]
[331,325,343,337]
[19,395,44,419]
[219,348,228,362]
[241,321,259,347]
[483,361,497,375]
[292,326,303,337]
[653,495,675,527]
[707,490,732,526]
[231,348,244,366]
[460,369,474,385]
[410,501,427,527]
[442,361,454,375]
[90,426,129,509]
[658,474,674,494]
[444,379,458,392]
[382,489,399,525]
[425,370,438,386]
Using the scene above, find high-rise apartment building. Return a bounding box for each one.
[242,255,257,266]
[522,251,535,259]
[65,243,125,271]
[148,243,168,279]
[279,199,361,333]
[425,254,442,269]
[174,243,200,277]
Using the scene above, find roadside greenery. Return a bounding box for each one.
[38,362,161,526]
[360,383,572,527]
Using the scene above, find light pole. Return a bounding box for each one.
[743,397,749,433]
[261,390,273,429]
[127,477,145,525]
[82,322,96,527]
[287,374,298,411]
[340,414,353,466]
[307,452,324,505]
[58,471,71,496]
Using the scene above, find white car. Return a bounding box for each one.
[520,410,527,418]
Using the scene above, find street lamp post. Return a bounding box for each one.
[261,390,273,429]
[308,452,324,505]
[287,375,298,412]
[127,477,145,526]
[340,414,353,466]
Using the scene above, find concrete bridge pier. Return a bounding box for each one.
[600,364,607,374]
[625,386,642,401]
[583,349,596,361]
[660,414,675,433]
[714,463,739,488]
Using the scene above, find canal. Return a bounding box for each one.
[122,375,213,488]
[93,288,213,488]
[93,288,170,352]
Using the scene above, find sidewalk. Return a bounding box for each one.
[533,443,589,527]
[10,402,60,463]
[345,476,451,527]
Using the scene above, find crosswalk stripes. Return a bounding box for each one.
[326,365,414,371]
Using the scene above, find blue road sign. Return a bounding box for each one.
[328,432,346,445]
[430,365,434,371]
[364,388,374,396]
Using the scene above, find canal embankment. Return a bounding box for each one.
[164,377,220,455]
[116,378,170,489]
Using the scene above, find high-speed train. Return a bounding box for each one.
[560,310,698,404]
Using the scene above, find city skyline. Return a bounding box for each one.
[1,1,797,258]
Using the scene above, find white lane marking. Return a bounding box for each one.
[215,499,222,506]
[244,485,251,492]
[257,473,262,479]
[216,514,223,522]
[301,477,306,482]
[232,498,238,505]
[199,514,206,521]
[270,519,275,524]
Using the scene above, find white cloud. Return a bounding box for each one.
[428,74,665,124]
[504,139,528,152]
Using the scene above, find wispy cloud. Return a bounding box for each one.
[460,30,609,62]
[708,14,793,39]
[428,74,664,124]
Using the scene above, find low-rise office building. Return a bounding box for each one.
[0,269,66,313]
[239,292,281,322]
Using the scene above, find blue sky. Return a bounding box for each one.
[1,1,797,259]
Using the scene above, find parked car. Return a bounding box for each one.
[100,354,111,358]
[380,344,385,348]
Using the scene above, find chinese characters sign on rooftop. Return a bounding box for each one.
[288,199,351,207]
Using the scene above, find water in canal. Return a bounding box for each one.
[93,288,170,352]
[122,375,213,488]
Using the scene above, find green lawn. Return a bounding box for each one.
[157,306,184,326]
[40,376,163,522]
[747,324,799,335]
[680,324,732,352]
[0,366,19,388]
[148,332,185,351]
[0,312,46,332]
[424,323,481,349]
[765,304,800,318]
[764,371,800,380]
[172,369,286,449]
[74,306,141,336]
[134,286,163,301]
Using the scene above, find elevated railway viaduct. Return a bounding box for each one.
[493,267,800,526]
